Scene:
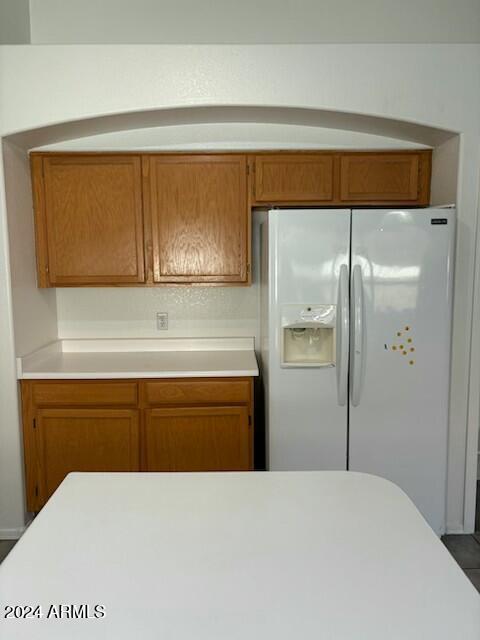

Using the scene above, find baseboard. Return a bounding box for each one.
[446,523,466,534]
[0,526,26,540]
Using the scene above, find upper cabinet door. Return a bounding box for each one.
[147,155,249,283]
[253,154,335,203]
[34,155,145,286]
[339,152,430,204]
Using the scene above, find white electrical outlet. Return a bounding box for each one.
[156,312,168,330]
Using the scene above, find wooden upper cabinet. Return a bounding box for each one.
[253,153,334,203]
[32,154,145,286]
[146,154,249,283]
[339,152,431,204]
[29,150,431,288]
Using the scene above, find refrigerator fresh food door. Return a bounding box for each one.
[266,209,351,471]
[349,207,455,534]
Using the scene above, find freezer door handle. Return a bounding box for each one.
[336,264,350,406]
[351,264,365,407]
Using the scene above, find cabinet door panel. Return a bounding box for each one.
[148,155,248,283]
[340,153,420,202]
[41,155,145,284]
[254,154,334,202]
[143,379,251,406]
[32,381,138,407]
[145,406,251,471]
[35,408,139,506]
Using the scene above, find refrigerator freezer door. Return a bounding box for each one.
[267,209,350,471]
[349,208,455,534]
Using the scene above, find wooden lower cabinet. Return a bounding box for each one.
[35,409,139,507]
[144,406,251,472]
[21,378,254,511]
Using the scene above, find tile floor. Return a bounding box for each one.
[0,539,16,564]
[442,534,480,592]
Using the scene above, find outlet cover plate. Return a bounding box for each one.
[156,312,168,331]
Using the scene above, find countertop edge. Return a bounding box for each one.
[20,369,259,380]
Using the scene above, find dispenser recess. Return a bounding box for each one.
[281,304,336,367]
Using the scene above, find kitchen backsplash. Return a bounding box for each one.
[56,285,259,341]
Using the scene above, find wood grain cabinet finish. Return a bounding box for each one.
[30,150,431,287]
[253,153,335,203]
[34,408,139,509]
[145,154,249,283]
[252,150,431,206]
[143,379,251,406]
[144,406,251,472]
[339,152,431,204]
[31,380,138,407]
[21,377,254,511]
[32,154,145,286]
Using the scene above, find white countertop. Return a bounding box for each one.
[0,471,478,639]
[16,338,259,379]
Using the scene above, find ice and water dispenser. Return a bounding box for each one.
[281,304,336,367]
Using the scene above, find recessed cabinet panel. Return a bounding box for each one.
[35,408,139,507]
[340,153,421,202]
[148,155,248,283]
[32,381,138,407]
[21,378,255,511]
[254,154,334,202]
[30,150,431,288]
[144,379,251,406]
[144,406,251,471]
[38,155,145,285]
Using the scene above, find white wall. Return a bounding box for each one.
[0,0,30,44]
[0,44,479,535]
[0,140,58,538]
[0,154,26,538]
[36,123,429,152]
[28,0,480,44]
[430,137,460,208]
[57,287,259,341]
[2,140,57,356]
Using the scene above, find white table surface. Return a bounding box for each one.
[1,471,479,639]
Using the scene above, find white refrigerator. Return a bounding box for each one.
[260,207,455,535]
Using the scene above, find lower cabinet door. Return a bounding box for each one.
[35,408,140,506]
[144,406,251,471]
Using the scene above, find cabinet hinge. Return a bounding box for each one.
[34,485,39,497]
[248,415,252,426]
[33,418,36,429]
[246,263,251,274]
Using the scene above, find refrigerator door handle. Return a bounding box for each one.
[336,264,350,406]
[351,264,365,407]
